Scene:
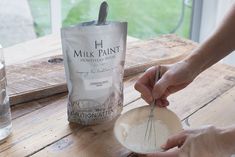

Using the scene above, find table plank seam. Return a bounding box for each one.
[123,97,141,107]
[25,133,71,157]
[182,85,235,127]
[6,90,140,156]
[11,93,67,120]
[183,96,218,125]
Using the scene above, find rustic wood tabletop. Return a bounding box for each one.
[1,35,235,157]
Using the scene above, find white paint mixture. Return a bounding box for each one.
[124,120,170,153]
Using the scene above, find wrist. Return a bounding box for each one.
[183,50,205,76]
[179,58,200,80]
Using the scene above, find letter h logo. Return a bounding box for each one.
[95,40,103,49]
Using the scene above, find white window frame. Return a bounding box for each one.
[191,0,235,43]
[190,0,235,65]
[190,0,203,42]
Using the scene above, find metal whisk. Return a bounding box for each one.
[144,66,161,149]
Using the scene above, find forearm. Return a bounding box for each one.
[185,4,235,76]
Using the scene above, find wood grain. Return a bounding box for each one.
[1,64,235,157]
[3,34,139,66]
[6,34,195,105]
[30,64,235,157]
[168,64,235,120]
[3,35,231,157]
[187,85,235,128]
[0,74,140,157]
[9,74,140,121]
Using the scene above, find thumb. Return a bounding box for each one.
[152,74,171,99]
[142,149,180,157]
[161,131,187,150]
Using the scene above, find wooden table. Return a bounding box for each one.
[1,35,235,157]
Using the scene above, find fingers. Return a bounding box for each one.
[161,131,188,150]
[141,95,169,107]
[152,73,172,99]
[141,94,152,104]
[135,67,158,103]
[155,82,189,100]
[138,148,180,157]
[136,83,153,103]
[135,66,174,104]
[156,99,169,107]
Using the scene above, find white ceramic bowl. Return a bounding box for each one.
[114,106,182,154]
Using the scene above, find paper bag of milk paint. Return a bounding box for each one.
[61,2,127,125]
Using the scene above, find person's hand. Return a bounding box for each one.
[134,61,197,106]
[140,125,235,157]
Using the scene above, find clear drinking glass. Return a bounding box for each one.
[0,45,12,143]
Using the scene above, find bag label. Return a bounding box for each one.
[84,77,112,90]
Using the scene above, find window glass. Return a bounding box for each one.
[61,0,192,39]
[28,0,51,37]
[0,0,192,47]
[0,0,50,47]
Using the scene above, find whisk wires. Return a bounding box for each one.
[144,66,161,150]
